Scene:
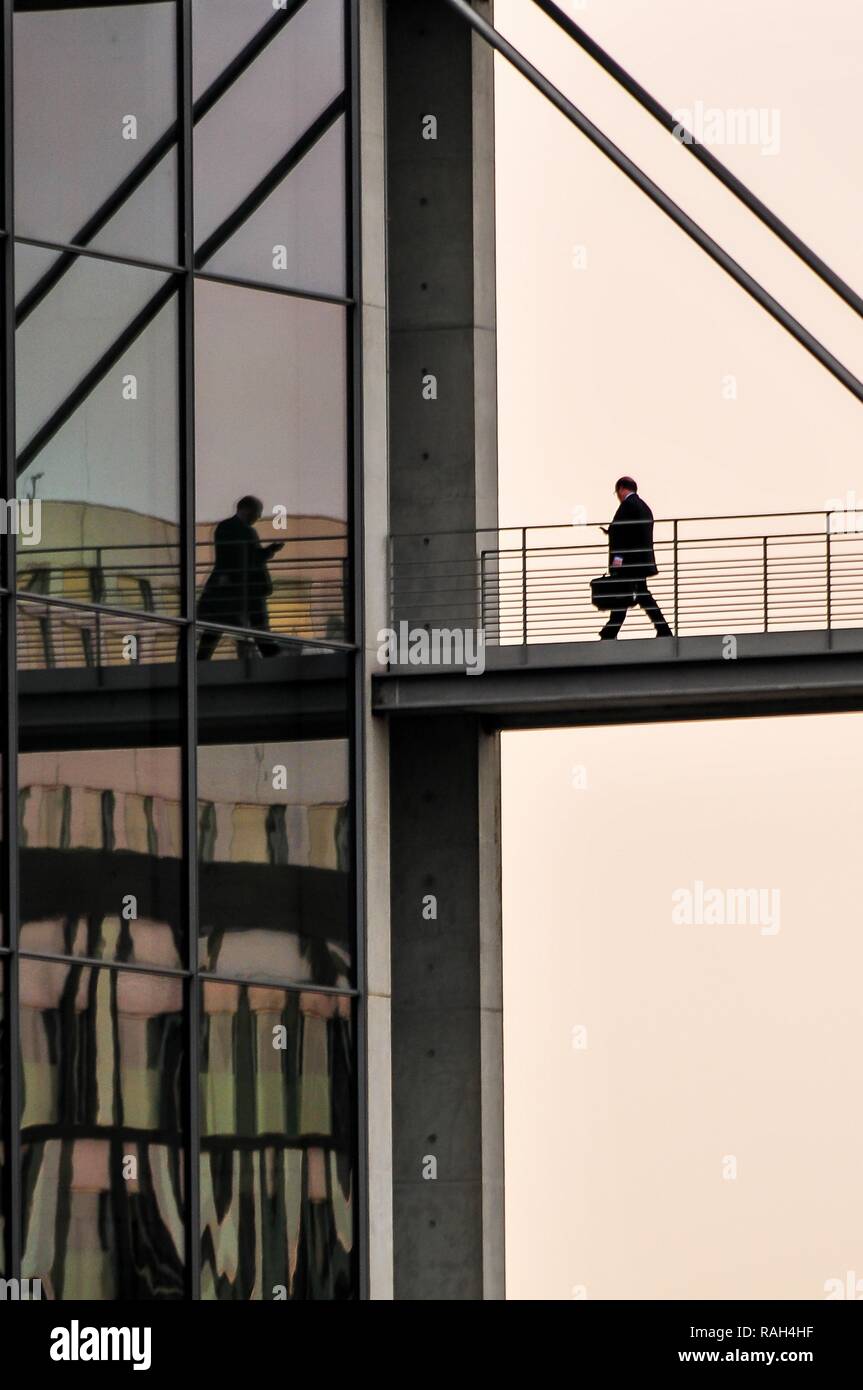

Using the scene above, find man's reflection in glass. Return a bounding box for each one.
[197,495,284,659]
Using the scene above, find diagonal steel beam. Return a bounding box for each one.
[532,0,863,320]
[441,0,863,406]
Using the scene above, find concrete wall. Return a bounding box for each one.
[389,715,503,1299]
[384,0,504,1299]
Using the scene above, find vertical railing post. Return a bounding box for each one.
[825,510,832,631]
[672,518,679,637]
[480,548,487,634]
[762,535,768,632]
[521,526,527,644]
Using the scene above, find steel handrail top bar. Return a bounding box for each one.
[530,0,863,320]
[477,533,839,558]
[391,508,863,540]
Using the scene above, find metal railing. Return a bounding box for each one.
[16,534,348,669]
[389,510,863,645]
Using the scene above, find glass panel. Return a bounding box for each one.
[0,607,4,946]
[202,114,347,297]
[15,246,180,620]
[14,1,178,263]
[194,281,348,642]
[198,739,350,987]
[20,959,185,1300]
[0,961,5,1275]
[200,981,355,1299]
[193,0,345,294]
[196,629,351,986]
[18,603,184,970]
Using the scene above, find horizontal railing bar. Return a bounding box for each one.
[391,508,863,540]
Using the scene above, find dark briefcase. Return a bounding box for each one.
[590,574,637,611]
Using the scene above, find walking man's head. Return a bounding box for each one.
[615,475,637,502]
[236,495,264,524]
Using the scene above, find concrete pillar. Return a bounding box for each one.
[357,0,394,1300]
[389,716,503,1299]
[385,0,504,1299]
[387,0,498,632]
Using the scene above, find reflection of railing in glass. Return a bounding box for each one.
[16,534,348,668]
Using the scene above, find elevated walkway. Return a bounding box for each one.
[379,509,863,727]
[374,626,863,728]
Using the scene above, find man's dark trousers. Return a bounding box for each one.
[600,579,671,638]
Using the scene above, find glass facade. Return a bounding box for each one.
[0,0,358,1300]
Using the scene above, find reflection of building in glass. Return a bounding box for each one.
[200,982,354,1300]
[20,959,186,1301]
[198,740,351,987]
[17,739,352,983]
[1,0,359,1302]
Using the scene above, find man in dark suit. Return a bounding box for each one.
[197,495,284,658]
[599,476,672,639]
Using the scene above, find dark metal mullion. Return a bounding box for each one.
[15,157,178,325]
[0,0,20,1282]
[13,948,361,999]
[16,0,173,9]
[193,92,346,269]
[15,231,184,281]
[345,0,368,1302]
[532,0,863,320]
[441,0,863,408]
[197,972,360,999]
[16,0,311,325]
[177,0,200,1303]
[16,242,353,308]
[193,267,353,308]
[18,950,188,980]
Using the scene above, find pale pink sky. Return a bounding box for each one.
[495,0,863,529]
[495,0,863,1300]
